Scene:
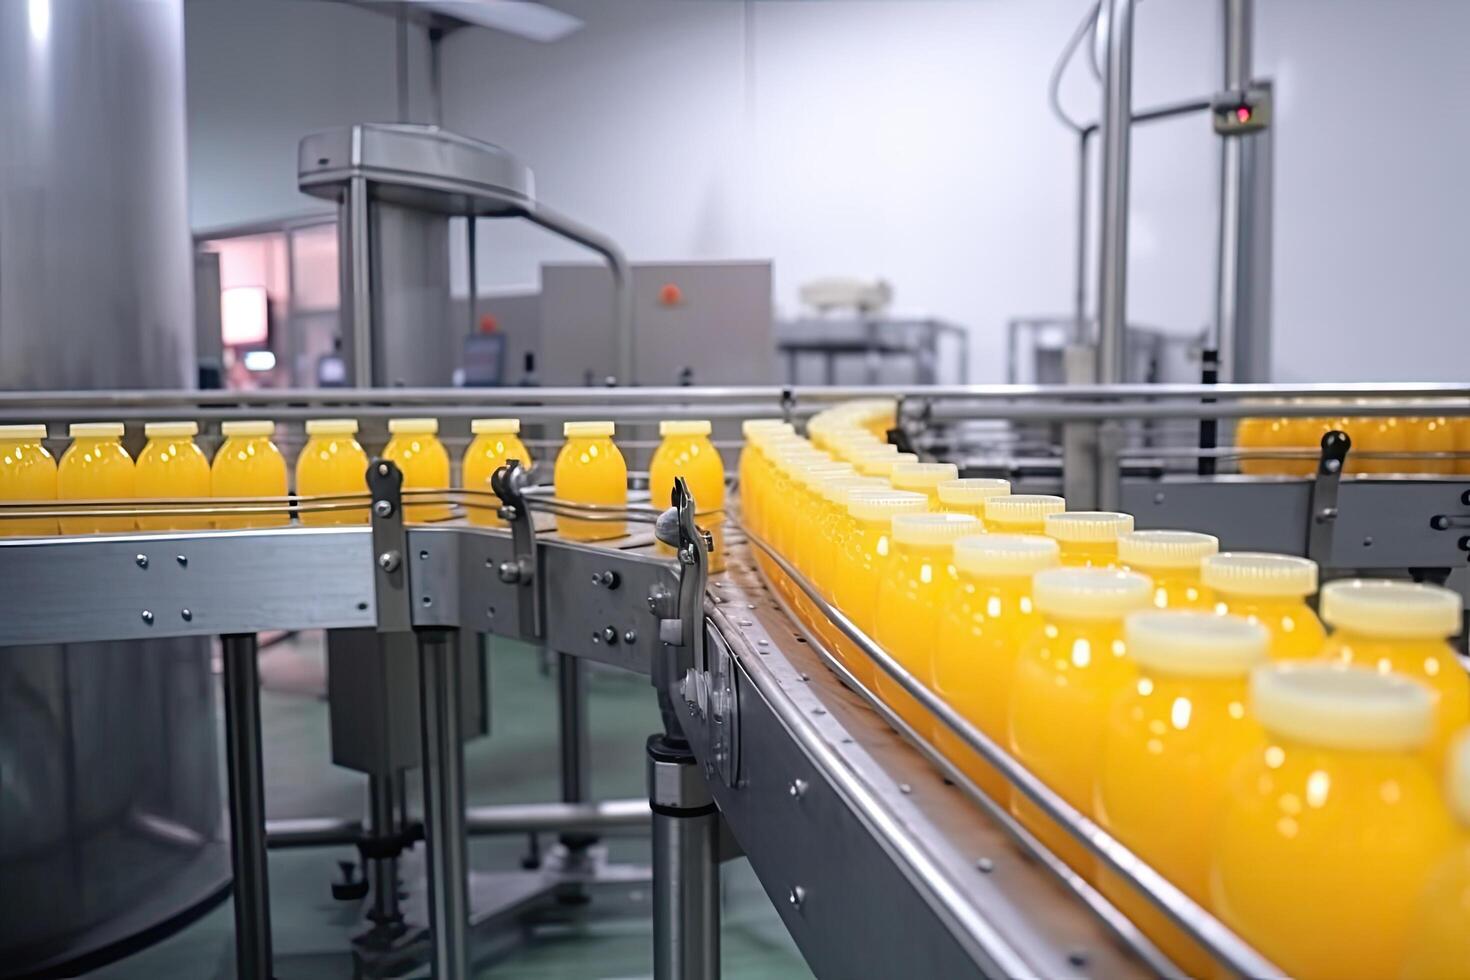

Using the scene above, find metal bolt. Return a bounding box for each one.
[976,857,994,874]
[418,549,429,560]
[898,783,912,794]
[497,505,516,521]
[497,561,521,584]
[180,609,192,622]
[739,619,753,627]
[373,499,393,518]
[176,555,188,567]
[486,607,496,620]
[799,673,810,682]
[746,603,757,609]
[376,462,390,476]
[812,707,826,716]
[1153,491,1165,505]
[591,631,601,644]
[1068,951,1088,968]
[601,626,619,644]
[623,630,637,644]
[140,610,154,625]
[592,569,620,589]
[788,778,808,799]
[787,885,806,909]
[1363,536,1374,547]
[1325,458,1341,473]
[377,550,401,572]
[134,554,148,569]
[757,639,769,647]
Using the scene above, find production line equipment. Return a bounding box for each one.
[1,382,1469,980]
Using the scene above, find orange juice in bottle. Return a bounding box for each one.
[1401,730,1470,980]
[1095,611,1268,976]
[462,418,531,528]
[872,512,980,735]
[889,462,958,507]
[1402,411,1456,475]
[212,420,288,529]
[1008,567,1152,878]
[738,419,791,538]
[136,422,211,531]
[1043,510,1133,567]
[1211,664,1455,980]
[983,493,1064,535]
[1201,552,1324,659]
[553,421,627,541]
[936,477,1010,522]
[831,490,928,689]
[651,420,727,571]
[1320,579,1467,768]
[57,422,135,534]
[382,418,451,523]
[296,419,369,526]
[811,476,888,671]
[1116,529,1218,610]
[0,424,58,536]
[1342,407,1400,475]
[933,533,1058,798]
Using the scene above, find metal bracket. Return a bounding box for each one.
[780,386,796,426]
[1305,430,1349,565]
[367,459,412,632]
[491,459,542,640]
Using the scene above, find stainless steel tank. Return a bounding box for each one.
[0,0,225,974]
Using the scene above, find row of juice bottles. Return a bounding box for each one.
[740,399,1470,980]
[0,417,728,566]
[1235,401,1470,476]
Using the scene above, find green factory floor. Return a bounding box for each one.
[86,636,813,980]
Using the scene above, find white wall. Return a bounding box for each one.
[185,0,1470,381]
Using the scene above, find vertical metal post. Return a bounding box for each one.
[418,628,470,980]
[467,217,479,337]
[1215,0,1253,382]
[1073,130,1092,343]
[342,176,374,387]
[647,735,720,980]
[395,7,411,124]
[366,773,404,933]
[222,633,273,980]
[1094,0,1136,387]
[558,653,591,806]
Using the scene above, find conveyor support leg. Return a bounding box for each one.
[647,734,720,980]
[418,628,470,979]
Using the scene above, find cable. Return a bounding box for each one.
[1048,0,1103,135]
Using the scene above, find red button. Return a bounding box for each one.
[658,283,683,307]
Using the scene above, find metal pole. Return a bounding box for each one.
[467,217,479,338]
[395,7,410,124]
[222,633,273,980]
[1094,0,1136,386]
[366,773,404,932]
[343,176,374,387]
[1074,131,1092,343]
[558,654,590,806]
[647,735,720,980]
[418,628,470,980]
[1215,0,1253,382]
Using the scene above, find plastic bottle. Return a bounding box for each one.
[0,424,58,536]
[983,494,1065,535]
[830,490,928,689]
[57,422,135,534]
[1043,510,1134,568]
[1211,664,1455,980]
[935,478,1010,522]
[136,421,211,531]
[211,420,289,529]
[553,421,627,541]
[1201,552,1325,660]
[889,462,959,507]
[1401,730,1470,980]
[1116,529,1219,610]
[462,418,531,528]
[295,419,369,526]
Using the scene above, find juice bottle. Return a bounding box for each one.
[1008,567,1153,878]
[57,422,135,534]
[1043,510,1133,567]
[296,418,369,526]
[553,421,627,541]
[1320,579,1467,768]
[936,478,1010,522]
[1401,730,1470,980]
[1342,408,1400,475]
[854,449,917,479]
[738,419,791,537]
[1401,412,1456,475]
[890,462,959,507]
[1211,663,1455,980]
[1095,611,1268,976]
[831,490,928,689]
[462,418,531,528]
[1456,415,1470,476]
[873,512,981,736]
[810,476,889,671]
[382,418,451,523]
[983,493,1064,535]
[211,420,289,529]
[1201,552,1324,660]
[135,422,211,531]
[750,431,809,542]
[786,461,856,595]
[1116,529,1219,610]
[760,442,827,595]
[933,533,1059,799]
[1234,412,1272,475]
[651,421,726,570]
[0,424,58,536]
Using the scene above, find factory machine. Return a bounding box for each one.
[1,381,1468,980]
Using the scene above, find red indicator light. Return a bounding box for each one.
[1236,106,1251,123]
[659,283,683,307]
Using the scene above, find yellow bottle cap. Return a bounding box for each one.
[1125,611,1268,678]
[69,422,125,439]
[832,437,887,461]
[563,420,613,438]
[890,462,960,493]
[984,494,1065,528]
[937,478,1011,506]
[1319,579,1461,639]
[793,462,855,488]
[1044,510,1134,543]
[660,419,712,437]
[471,418,520,435]
[221,420,276,438]
[0,424,48,440]
[306,418,360,436]
[1250,663,1434,751]
[1448,731,1470,826]
[741,418,790,438]
[818,474,886,505]
[1032,567,1153,620]
[891,511,979,546]
[847,489,928,522]
[144,421,198,438]
[773,447,830,470]
[953,533,1060,578]
[1201,552,1318,598]
[1117,529,1219,570]
[855,451,918,477]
